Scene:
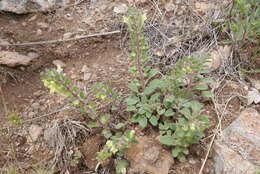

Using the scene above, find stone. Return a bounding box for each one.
[36,29,43,36]
[81,65,90,73]
[0,51,39,67]
[125,136,174,174]
[83,72,92,81]
[37,22,48,29]
[113,4,128,14]
[63,32,74,39]
[31,102,40,110]
[164,1,175,12]
[29,124,43,142]
[0,0,68,14]
[53,60,66,69]
[213,108,260,174]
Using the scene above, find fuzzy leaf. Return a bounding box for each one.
[164,109,175,117]
[149,116,159,126]
[138,117,148,128]
[159,135,176,146]
[128,82,139,93]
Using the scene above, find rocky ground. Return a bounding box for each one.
[0,0,259,174]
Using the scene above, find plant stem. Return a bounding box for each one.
[135,31,145,91]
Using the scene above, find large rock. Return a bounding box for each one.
[0,0,67,14]
[125,135,174,174]
[214,108,260,174]
[0,51,39,67]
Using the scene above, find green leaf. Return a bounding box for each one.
[202,91,213,99]
[116,160,129,174]
[126,96,139,105]
[128,82,139,93]
[172,148,181,157]
[195,83,208,90]
[177,153,186,162]
[158,108,166,115]
[159,135,176,146]
[164,109,175,117]
[144,86,156,95]
[86,122,100,128]
[149,116,159,126]
[79,91,85,99]
[179,107,191,118]
[115,123,125,129]
[100,114,111,124]
[144,79,162,95]
[127,105,137,111]
[189,101,204,113]
[148,68,159,78]
[150,92,161,102]
[138,117,148,128]
[102,129,112,139]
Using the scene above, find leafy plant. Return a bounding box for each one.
[42,69,97,118]
[97,130,137,164]
[6,166,20,174]
[124,8,211,161]
[8,113,22,125]
[228,0,260,45]
[41,69,136,171]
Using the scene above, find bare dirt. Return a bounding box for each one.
[0,0,254,174]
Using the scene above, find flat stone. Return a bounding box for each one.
[213,108,260,174]
[113,4,128,14]
[29,124,43,142]
[53,60,66,69]
[125,136,174,174]
[83,72,92,81]
[0,0,67,14]
[0,51,38,67]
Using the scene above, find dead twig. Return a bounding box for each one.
[0,30,120,47]
[198,95,238,174]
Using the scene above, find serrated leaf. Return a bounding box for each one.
[164,109,175,117]
[102,129,112,139]
[202,91,213,99]
[115,123,125,129]
[127,105,137,111]
[172,148,181,157]
[189,101,204,113]
[177,153,186,162]
[159,135,176,146]
[128,82,139,93]
[86,122,100,128]
[158,108,166,115]
[196,83,208,90]
[179,107,191,118]
[126,96,139,105]
[148,68,159,78]
[100,114,111,124]
[138,117,148,128]
[79,91,85,99]
[149,116,159,126]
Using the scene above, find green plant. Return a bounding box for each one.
[8,113,22,125]
[124,9,211,161]
[41,69,136,171]
[97,130,137,164]
[6,166,20,174]
[228,0,260,45]
[42,69,97,118]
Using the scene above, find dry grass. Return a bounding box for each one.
[43,119,89,171]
